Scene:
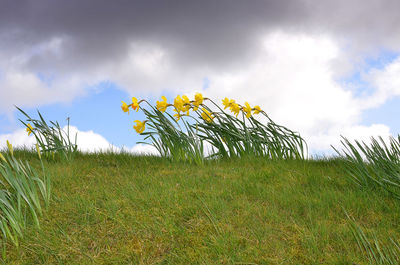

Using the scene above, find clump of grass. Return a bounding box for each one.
[17,106,78,161]
[333,135,400,198]
[140,105,204,165]
[121,94,307,164]
[0,142,50,249]
[194,99,306,159]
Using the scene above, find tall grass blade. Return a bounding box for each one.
[16,106,78,161]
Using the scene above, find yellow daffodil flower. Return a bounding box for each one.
[193,93,204,111]
[222,97,230,109]
[156,96,168,112]
[230,102,240,117]
[133,120,146,134]
[243,102,252,118]
[201,108,214,123]
[26,123,34,135]
[222,98,236,110]
[182,95,191,114]
[131,97,140,111]
[174,95,184,112]
[121,101,130,113]
[6,140,13,156]
[253,105,261,114]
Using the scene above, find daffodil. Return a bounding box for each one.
[6,140,13,156]
[230,103,240,117]
[222,97,236,110]
[26,123,34,135]
[121,101,130,113]
[131,97,140,111]
[182,95,191,114]
[222,97,230,109]
[253,105,261,115]
[243,102,252,118]
[156,96,168,112]
[133,120,146,134]
[193,93,203,111]
[201,108,214,123]
[174,95,184,112]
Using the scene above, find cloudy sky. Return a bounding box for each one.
[0,0,399,154]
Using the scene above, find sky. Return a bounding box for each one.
[0,0,399,155]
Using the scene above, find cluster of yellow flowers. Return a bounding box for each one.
[168,93,205,121]
[155,93,204,116]
[122,93,263,134]
[222,98,261,118]
[121,97,146,133]
[121,97,140,114]
[122,93,208,134]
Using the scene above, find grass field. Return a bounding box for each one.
[1,151,399,264]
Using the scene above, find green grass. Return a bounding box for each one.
[0,149,50,249]
[333,135,400,199]
[2,151,400,264]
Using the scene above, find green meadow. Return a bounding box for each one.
[2,151,400,264]
[2,99,399,264]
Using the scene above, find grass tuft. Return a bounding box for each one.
[333,135,400,199]
[0,148,50,250]
[17,106,78,161]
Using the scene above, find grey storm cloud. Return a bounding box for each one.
[1,0,399,75]
[0,0,300,71]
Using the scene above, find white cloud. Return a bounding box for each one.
[0,128,36,150]
[0,71,87,113]
[66,126,115,153]
[127,143,159,155]
[360,57,400,109]
[309,124,392,154]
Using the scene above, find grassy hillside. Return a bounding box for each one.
[2,151,400,264]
